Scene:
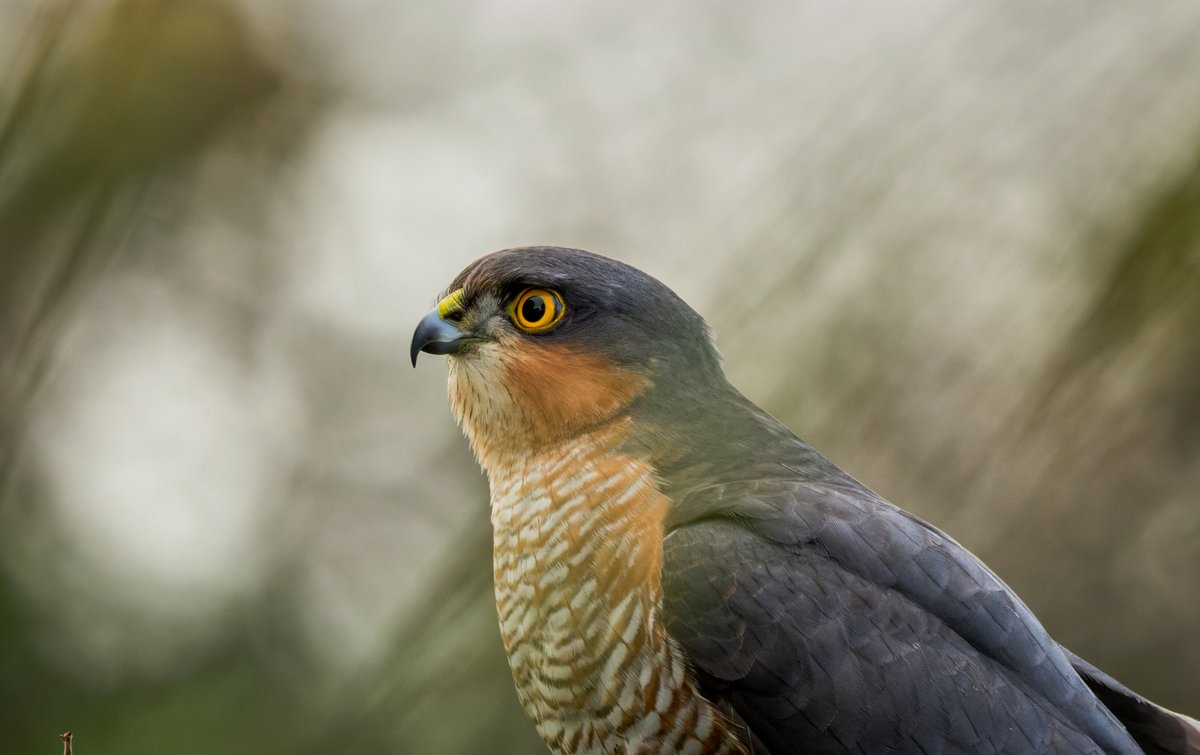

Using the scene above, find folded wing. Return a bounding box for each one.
[662,479,1143,754]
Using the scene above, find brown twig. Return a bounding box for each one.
[59,731,72,755]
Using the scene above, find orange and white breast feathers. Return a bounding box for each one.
[487,422,746,755]
[446,338,745,754]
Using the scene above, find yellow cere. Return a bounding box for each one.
[436,289,466,319]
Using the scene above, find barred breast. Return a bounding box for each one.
[489,421,747,755]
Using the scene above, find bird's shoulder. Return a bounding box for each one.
[665,474,1054,673]
[660,475,1136,754]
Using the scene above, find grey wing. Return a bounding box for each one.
[1065,648,1200,754]
[660,480,1141,755]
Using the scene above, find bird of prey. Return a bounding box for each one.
[410,246,1199,755]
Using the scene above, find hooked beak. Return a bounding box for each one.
[410,308,470,366]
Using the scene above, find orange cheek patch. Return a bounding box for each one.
[501,343,650,441]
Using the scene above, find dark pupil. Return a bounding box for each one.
[522,295,546,323]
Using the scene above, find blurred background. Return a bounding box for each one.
[1,0,1198,752]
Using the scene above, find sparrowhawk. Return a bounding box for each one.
[411,246,1199,755]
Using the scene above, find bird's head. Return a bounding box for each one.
[411,246,727,471]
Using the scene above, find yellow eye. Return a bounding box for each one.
[511,288,565,332]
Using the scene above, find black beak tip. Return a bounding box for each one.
[411,308,468,367]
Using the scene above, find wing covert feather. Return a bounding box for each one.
[661,480,1140,755]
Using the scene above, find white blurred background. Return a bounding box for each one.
[1,1,1198,752]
